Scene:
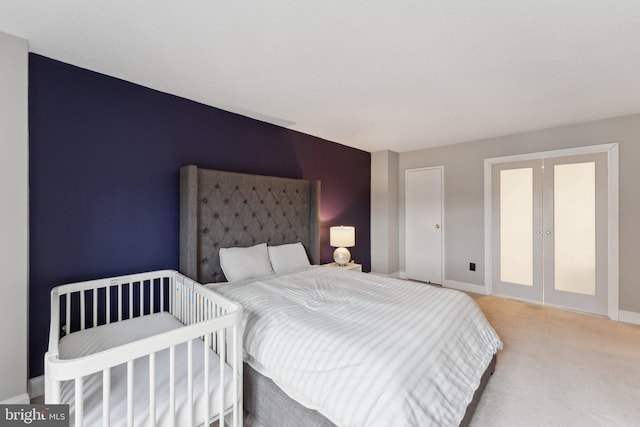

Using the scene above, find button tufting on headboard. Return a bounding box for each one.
[179,165,320,284]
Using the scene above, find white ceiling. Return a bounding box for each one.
[2,1,640,153]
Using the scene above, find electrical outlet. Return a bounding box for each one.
[469,262,476,271]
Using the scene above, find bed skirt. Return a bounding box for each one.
[244,355,497,427]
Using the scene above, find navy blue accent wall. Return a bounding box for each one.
[29,54,371,377]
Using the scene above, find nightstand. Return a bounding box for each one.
[322,262,362,272]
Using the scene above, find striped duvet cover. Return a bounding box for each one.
[210,267,502,427]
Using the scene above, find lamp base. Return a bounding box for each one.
[333,247,351,266]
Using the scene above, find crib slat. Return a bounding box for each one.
[93,288,98,328]
[184,287,188,325]
[149,352,156,427]
[188,339,194,427]
[175,283,179,321]
[196,294,200,323]
[185,287,189,324]
[65,294,70,335]
[204,333,210,424]
[196,291,199,324]
[160,278,164,313]
[103,368,110,427]
[127,360,134,427]
[219,327,226,427]
[150,279,155,314]
[80,290,85,330]
[106,286,111,324]
[140,281,144,317]
[169,345,176,427]
[129,282,133,319]
[233,325,240,427]
[75,377,83,427]
[208,300,213,351]
[49,380,61,404]
[191,292,200,324]
[118,284,122,322]
[173,282,178,320]
[188,285,190,321]
[189,287,193,324]
[195,293,199,324]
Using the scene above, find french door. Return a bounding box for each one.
[492,153,608,315]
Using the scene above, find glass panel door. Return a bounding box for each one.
[553,162,596,295]
[543,153,608,315]
[500,167,534,286]
[492,153,608,315]
[492,160,543,302]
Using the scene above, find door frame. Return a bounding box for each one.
[483,143,619,320]
[404,166,445,284]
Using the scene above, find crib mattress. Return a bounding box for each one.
[59,312,182,359]
[58,312,236,427]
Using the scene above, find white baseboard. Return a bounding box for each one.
[1,393,30,404]
[443,280,487,295]
[619,310,640,326]
[370,271,402,279]
[397,273,486,294]
[28,375,44,400]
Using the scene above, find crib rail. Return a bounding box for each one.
[45,270,242,427]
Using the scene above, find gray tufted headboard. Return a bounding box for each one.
[179,165,321,283]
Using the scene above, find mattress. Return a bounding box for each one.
[58,312,236,427]
[209,267,502,427]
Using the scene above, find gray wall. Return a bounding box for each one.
[389,113,640,313]
[0,30,29,402]
[371,150,400,275]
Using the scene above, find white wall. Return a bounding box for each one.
[371,113,640,313]
[0,30,29,403]
[371,150,400,275]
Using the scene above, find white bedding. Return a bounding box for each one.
[209,267,502,427]
[58,312,236,427]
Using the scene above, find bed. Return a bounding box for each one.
[45,270,243,427]
[179,165,502,427]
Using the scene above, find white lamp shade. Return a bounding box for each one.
[330,226,355,247]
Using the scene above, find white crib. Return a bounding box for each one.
[45,270,242,427]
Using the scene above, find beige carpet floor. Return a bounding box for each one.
[469,295,640,427]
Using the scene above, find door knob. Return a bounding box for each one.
[435,224,440,229]
[536,230,541,235]
[546,231,551,235]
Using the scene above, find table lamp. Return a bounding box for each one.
[330,226,355,266]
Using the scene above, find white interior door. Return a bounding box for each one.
[405,167,443,284]
[492,153,608,315]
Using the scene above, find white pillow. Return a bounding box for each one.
[268,242,311,275]
[219,243,274,282]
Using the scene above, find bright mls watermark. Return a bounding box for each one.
[0,405,68,427]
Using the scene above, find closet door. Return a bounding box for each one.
[405,167,443,284]
[492,160,543,302]
[492,153,608,315]
[543,153,608,315]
